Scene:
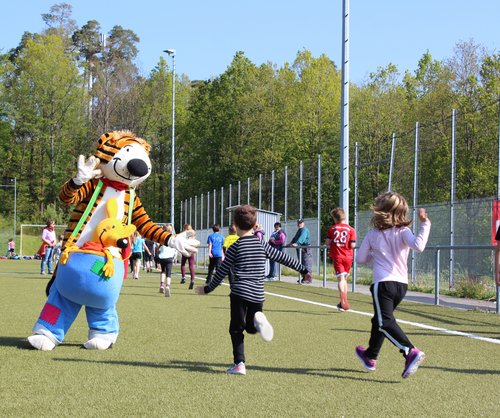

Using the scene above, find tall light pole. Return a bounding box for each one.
[164,49,176,228]
[340,0,350,221]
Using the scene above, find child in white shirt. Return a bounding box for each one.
[355,191,431,379]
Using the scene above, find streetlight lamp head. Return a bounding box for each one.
[164,49,176,56]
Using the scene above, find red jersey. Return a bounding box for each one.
[327,223,356,260]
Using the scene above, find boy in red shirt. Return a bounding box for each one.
[326,208,356,311]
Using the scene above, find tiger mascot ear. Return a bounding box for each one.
[94,130,151,164]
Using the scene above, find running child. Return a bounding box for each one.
[326,207,356,311]
[196,205,311,375]
[355,191,431,379]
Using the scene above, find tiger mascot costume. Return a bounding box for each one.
[28,130,199,351]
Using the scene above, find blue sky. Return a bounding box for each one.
[1,0,499,83]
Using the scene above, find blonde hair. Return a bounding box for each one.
[162,224,173,233]
[330,207,346,223]
[371,191,411,230]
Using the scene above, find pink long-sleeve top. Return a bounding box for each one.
[356,220,431,285]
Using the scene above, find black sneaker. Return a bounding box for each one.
[180,277,186,284]
[189,281,194,290]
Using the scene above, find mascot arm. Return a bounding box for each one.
[59,178,98,205]
[130,197,198,257]
[132,196,172,245]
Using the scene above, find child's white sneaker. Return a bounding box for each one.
[254,311,274,342]
[226,362,246,375]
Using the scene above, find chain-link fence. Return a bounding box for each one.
[180,104,500,301]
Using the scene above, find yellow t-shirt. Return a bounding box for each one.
[223,234,239,250]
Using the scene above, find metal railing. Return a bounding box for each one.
[191,243,500,314]
[426,245,499,314]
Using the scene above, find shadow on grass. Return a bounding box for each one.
[0,336,83,350]
[208,306,333,317]
[332,328,371,334]
[53,358,400,383]
[406,330,500,339]
[424,365,500,375]
[264,282,345,300]
[397,306,497,328]
[0,336,31,349]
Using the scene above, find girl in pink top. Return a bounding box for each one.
[355,192,431,379]
[41,219,57,275]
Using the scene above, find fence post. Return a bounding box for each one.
[189,197,192,226]
[258,174,262,209]
[180,200,183,229]
[299,160,303,219]
[317,154,321,275]
[284,166,288,222]
[220,186,224,228]
[271,170,275,213]
[353,141,359,292]
[323,246,327,288]
[411,122,420,284]
[497,97,500,315]
[450,109,456,288]
[207,191,210,229]
[194,195,198,229]
[200,193,204,230]
[435,249,440,306]
[213,189,216,225]
[388,133,396,191]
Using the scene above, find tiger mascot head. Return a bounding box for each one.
[94,130,152,188]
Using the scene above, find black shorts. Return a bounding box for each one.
[131,252,142,261]
[143,253,153,262]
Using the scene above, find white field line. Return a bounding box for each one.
[262,290,500,346]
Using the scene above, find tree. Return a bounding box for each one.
[42,3,77,42]
[350,63,409,205]
[3,34,84,213]
[89,25,141,135]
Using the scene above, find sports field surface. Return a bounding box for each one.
[1,260,499,417]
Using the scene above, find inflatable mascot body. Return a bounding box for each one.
[28,130,198,350]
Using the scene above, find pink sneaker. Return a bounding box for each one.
[355,345,377,371]
[402,347,425,378]
[159,283,165,293]
[226,362,246,375]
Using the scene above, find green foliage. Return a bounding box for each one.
[1,4,500,230]
[28,202,67,225]
[445,277,496,300]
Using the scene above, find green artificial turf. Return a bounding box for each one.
[1,260,499,417]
